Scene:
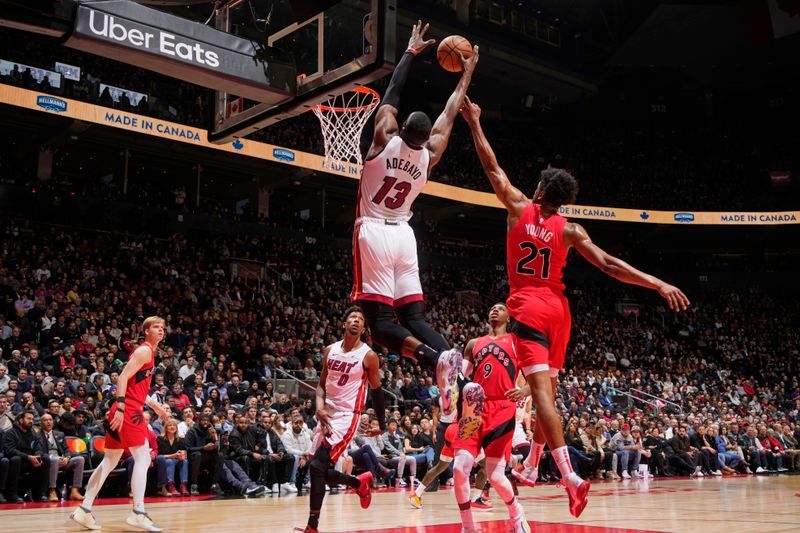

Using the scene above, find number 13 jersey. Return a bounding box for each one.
[358,135,430,221]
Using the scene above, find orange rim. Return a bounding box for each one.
[313,86,381,113]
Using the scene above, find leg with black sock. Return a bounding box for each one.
[358,299,443,366]
[307,446,360,531]
[396,301,449,351]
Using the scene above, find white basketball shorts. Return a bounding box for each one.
[312,410,360,462]
[351,220,423,306]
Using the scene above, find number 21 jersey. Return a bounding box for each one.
[359,135,430,220]
[507,202,568,295]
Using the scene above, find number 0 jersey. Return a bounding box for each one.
[507,202,569,295]
[359,135,430,221]
[324,340,370,413]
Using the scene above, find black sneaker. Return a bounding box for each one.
[189,484,200,496]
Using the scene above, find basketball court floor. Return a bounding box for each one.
[4,475,799,533]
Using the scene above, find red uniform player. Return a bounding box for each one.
[72,316,171,532]
[460,96,690,518]
[451,303,530,533]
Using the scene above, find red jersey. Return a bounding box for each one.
[126,343,155,407]
[506,203,568,294]
[470,334,518,400]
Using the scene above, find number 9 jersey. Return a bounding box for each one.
[351,136,430,304]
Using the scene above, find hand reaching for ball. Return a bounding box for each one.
[408,20,436,54]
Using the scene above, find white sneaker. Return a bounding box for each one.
[511,516,532,533]
[632,471,642,478]
[397,478,408,488]
[282,483,298,493]
[621,471,631,479]
[511,465,538,487]
[271,483,280,493]
[70,507,101,530]
[435,348,463,416]
[711,470,723,476]
[778,467,788,472]
[125,511,163,532]
[458,383,485,440]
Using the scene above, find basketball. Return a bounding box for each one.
[437,35,473,72]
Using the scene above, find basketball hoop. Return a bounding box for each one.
[311,86,380,165]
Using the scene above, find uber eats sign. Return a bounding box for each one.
[66,0,294,104]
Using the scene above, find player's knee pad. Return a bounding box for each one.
[453,451,474,479]
[486,458,507,485]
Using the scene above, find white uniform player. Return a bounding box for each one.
[312,339,371,462]
[352,135,431,305]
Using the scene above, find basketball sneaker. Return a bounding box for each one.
[70,507,101,530]
[355,472,374,509]
[471,496,493,511]
[564,478,590,518]
[407,493,422,509]
[125,510,163,532]
[458,382,485,440]
[436,348,463,416]
[293,527,318,533]
[511,465,538,488]
[511,517,532,533]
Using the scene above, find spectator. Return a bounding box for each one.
[669,425,703,477]
[156,418,189,497]
[280,415,313,492]
[185,414,224,496]
[258,414,294,494]
[608,423,641,479]
[38,413,84,501]
[2,410,50,502]
[228,414,267,483]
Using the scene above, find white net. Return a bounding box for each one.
[312,87,380,165]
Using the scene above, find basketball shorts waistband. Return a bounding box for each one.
[356,216,410,226]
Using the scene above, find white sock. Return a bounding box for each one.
[81,448,123,511]
[414,482,425,498]
[552,446,582,487]
[507,498,523,520]
[525,441,544,470]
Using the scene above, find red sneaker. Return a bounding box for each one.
[355,472,374,509]
[511,465,537,488]
[565,479,590,518]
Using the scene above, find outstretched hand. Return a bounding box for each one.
[658,283,690,312]
[458,45,479,76]
[408,20,436,54]
[459,95,481,126]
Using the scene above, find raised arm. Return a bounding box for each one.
[426,47,479,169]
[366,21,436,160]
[460,96,528,225]
[566,222,690,312]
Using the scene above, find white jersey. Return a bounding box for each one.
[512,396,532,447]
[359,135,430,221]
[324,340,370,413]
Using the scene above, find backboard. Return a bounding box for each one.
[208,0,396,144]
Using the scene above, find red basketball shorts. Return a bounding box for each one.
[452,400,516,461]
[507,288,571,374]
[439,423,459,462]
[105,402,148,450]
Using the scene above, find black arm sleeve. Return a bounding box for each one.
[381,51,415,109]
[371,387,386,430]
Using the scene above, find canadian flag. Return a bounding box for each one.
[226,97,244,117]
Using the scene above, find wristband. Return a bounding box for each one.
[405,47,420,56]
[116,404,125,412]
[117,397,126,404]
